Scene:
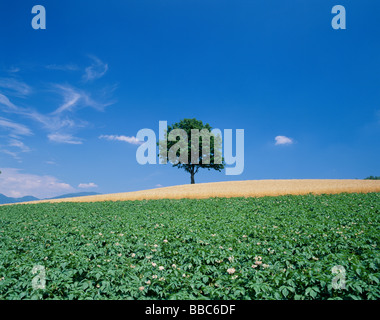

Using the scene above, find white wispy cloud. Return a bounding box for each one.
[0,119,32,160]
[0,78,32,97]
[7,67,21,73]
[8,138,31,152]
[0,168,75,198]
[83,56,108,82]
[0,93,19,111]
[0,94,85,147]
[78,182,98,189]
[0,56,116,155]
[0,150,22,162]
[99,134,143,145]
[25,108,83,133]
[45,64,79,71]
[0,84,114,148]
[81,91,114,111]
[51,84,112,115]
[0,117,33,136]
[51,85,82,115]
[0,141,30,163]
[48,133,83,145]
[274,135,294,146]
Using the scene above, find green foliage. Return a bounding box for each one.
[0,193,379,300]
[158,118,225,183]
[364,176,380,180]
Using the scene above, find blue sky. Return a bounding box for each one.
[0,0,379,198]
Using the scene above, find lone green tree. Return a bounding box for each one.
[158,118,225,184]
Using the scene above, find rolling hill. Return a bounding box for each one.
[5,179,380,205]
[0,192,100,205]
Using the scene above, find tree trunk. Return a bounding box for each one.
[190,171,195,184]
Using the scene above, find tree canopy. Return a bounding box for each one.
[158,118,225,184]
[364,176,380,180]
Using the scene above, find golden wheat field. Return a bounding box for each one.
[10,179,380,205]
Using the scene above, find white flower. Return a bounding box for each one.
[159,266,164,271]
[227,268,236,274]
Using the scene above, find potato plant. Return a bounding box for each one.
[0,193,379,300]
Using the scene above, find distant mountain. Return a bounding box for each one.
[0,192,101,204]
[0,194,39,205]
[46,192,101,200]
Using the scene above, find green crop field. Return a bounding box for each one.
[0,193,379,300]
